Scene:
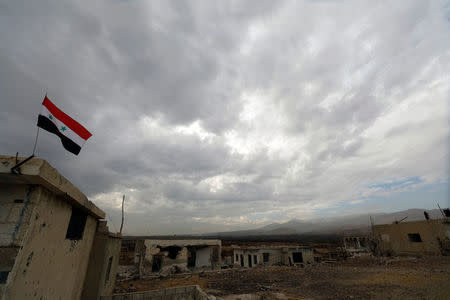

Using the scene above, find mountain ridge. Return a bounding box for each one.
[204,208,446,237]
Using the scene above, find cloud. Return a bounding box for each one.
[0,0,449,234]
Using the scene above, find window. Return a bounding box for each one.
[253,255,257,264]
[105,256,113,284]
[236,254,239,261]
[0,271,9,284]
[263,253,269,262]
[66,206,87,240]
[292,252,303,263]
[408,233,422,243]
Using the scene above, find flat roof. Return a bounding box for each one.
[0,155,105,219]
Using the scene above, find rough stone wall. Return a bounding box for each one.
[1,186,97,300]
[0,184,39,297]
[373,219,449,256]
[0,184,37,247]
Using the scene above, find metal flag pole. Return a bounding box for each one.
[11,129,37,174]
[11,94,45,174]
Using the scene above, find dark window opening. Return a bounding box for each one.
[292,252,303,263]
[248,255,252,267]
[105,256,113,284]
[263,253,269,262]
[187,248,196,268]
[253,255,257,264]
[152,255,162,272]
[158,246,182,259]
[0,271,9,284]
[66,206,87,240]
[408,233,422,243]
[240,255,244,267]
[236,254,239,261]
[443,208,450,218]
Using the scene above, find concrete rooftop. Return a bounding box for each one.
[0,155,105,219]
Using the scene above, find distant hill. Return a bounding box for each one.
[206,208,446,237]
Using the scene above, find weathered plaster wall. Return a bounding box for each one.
[289,248,314,264]
[82,221,122,300]
[233,247,314,267]
[195,247,212,268]
[2,186,97,300]
[373,219,450,256]
[234,249,282,267]
[0,184,39,297]
[0,184,39,246]
[140,240,222,275]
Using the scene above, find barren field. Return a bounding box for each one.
[115,256,450,299]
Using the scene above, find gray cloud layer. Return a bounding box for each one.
[1,0,449,234]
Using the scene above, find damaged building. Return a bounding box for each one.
[0,155,121,300]
[118,238,221,277]
[343,235,370,256]
[373,217,450,256]
[232,245,314,267]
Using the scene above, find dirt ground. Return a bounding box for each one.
[115,256,450,299]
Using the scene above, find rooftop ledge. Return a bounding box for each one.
[0,155,105,219]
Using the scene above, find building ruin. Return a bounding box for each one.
[118,238,221,277]
[343,235,370,256]
[0,155,121,300]
[372,218,450,256]
[232,245,314,267]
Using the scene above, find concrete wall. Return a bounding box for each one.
[1,185,97,300]
[138,240,221,275]
[0,184,39,297]
[233,247,314,267]
[196,247,212,268]
[373,219,450,256]
[101,285,213,300]
[289,248,314,264]
[82,221,122,300]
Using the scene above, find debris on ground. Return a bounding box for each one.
[115,256,450,299]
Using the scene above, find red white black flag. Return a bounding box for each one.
[37,96,92,155]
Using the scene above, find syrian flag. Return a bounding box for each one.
[37,96,92,155]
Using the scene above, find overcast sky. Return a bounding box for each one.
[1,1,449,234]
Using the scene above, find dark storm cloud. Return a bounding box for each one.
[1,0,448,234]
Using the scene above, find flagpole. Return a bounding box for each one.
[32,126,40,156]
[10,94,45,174]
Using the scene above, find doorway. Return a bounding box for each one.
[151,255,162,272]
[292,252,303,263]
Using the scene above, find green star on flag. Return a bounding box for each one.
[37,95,92,155]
